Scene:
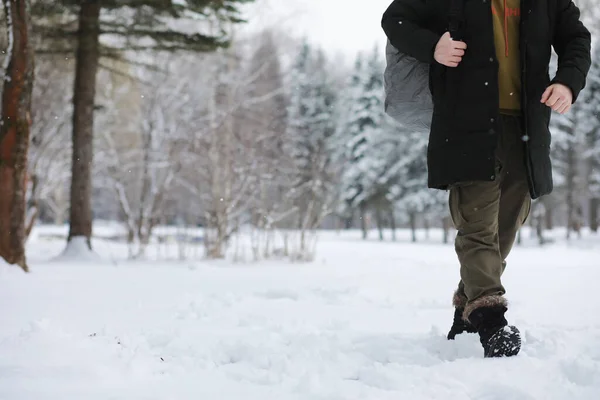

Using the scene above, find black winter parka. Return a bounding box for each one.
[382,0,591,198]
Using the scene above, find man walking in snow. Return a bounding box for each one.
[382,0,591,357]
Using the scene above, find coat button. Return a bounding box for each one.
[489,57,494,62]
[491,175,496,180]
[484,82,489,86]
[490,118,495,123]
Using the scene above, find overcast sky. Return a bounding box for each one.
[242,0,392,58]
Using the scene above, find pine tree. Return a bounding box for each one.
[30,0,253,251]
[286,41,338,259]
[581,41,600,232]
[391,127,429,242]
[333,54,366,232]
[0,0,34,272]
[549,51,588,238]
[337,47,391,238]
[549,0,599,236]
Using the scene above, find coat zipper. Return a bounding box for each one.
[520,0,537,198]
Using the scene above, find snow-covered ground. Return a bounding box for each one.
[1,227,600,399]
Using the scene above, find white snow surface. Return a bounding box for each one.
[2,228,600,399]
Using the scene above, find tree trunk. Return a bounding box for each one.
[545,206,554,230]
[590,198,599,233]
[0,0,34,272]
[424,217,430,240]
[375,206,384,241]
[442,216,451,244]
[389,208,396,242]
[536,215,545,245]
[359,202,368,240]
[67,0,101,249]
[409,212,417,243]
[566,138,576,240]
[344,210,353,230]
[542,196,553,230]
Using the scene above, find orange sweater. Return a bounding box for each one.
[492,0,521,114]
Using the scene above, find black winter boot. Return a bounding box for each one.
[447,307,477,340]
[467,301,521,358]
[447,289,477,340]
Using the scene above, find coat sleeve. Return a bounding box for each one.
[381,0,441,64]
[551,0,591,102]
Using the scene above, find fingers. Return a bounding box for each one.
[557,101,571,114]
[540,86,553,103]
[450,48,465,57]
[554,99,572,113]
[445,41,465,66]
[551,98,564,112]
[546,91,562,107]
[452,40,467,50]
[435,32,466,67]
[541,84,573,113]
[549,97,572,114]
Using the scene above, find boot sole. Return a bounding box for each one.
[484,326,521,358]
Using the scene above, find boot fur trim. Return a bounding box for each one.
[452,289,468,309]
[463,295,508,321]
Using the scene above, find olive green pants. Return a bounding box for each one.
[450,115,532,304]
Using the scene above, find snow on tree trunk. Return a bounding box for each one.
[56,236,99,262]
[68,1,101,250]
[0,0,34,272]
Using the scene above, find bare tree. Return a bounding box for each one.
[54,0,253,254]
[172,43,296,260]
[98,59,185,258]
[244,30,295,260]
[27,56,71,234]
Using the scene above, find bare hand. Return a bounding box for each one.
[540,83,573,114]
[434,32,467,68]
